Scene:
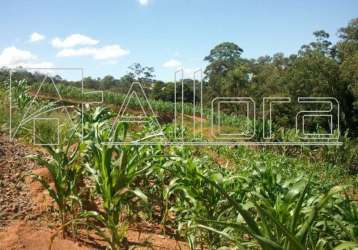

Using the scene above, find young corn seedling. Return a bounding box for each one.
[192,165,349,250]
[82,123,150,250]
[12,79,32,111]
[27,130,82,237]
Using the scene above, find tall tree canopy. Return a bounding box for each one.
[204,42,245,98]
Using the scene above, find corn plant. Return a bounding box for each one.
[193,165,350,249]
[11,79,32,110]
[80,105,114,139]
[82,123,150,250]
[325,193,358,249]
[28,130,83,236]
[158,148,245,248]
[322,131,358,174]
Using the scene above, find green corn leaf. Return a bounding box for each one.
[333,241,358,250]
[255,203,306,250]
[290,179,311,232]
[131,188,148,203]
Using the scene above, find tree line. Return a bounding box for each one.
[1,18,357,136]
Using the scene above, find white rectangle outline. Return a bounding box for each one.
[302,114,333,136]
[211,97,256,140]
[262,97,291,139]
[193,69,203,139]
[217,101,251,136]
[296,97,340,140]
[33,117,60,145]
[83,90,104,104]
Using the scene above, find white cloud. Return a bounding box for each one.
[138,0,150,6]
[29,32,45,42]
[163,59,182,69]
[0,47,37,67]
[57,44,129,60]
[24,62,54,68]
[93,45,129,60]
[51,34,99,48]
[162,59,203,79]
[0,46,53,69]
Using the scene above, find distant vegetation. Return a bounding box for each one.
[2,18,358,136]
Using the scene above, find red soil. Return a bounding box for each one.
[0,134,188,249]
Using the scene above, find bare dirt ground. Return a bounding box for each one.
[0,134,188,249]
[0,134,45,227]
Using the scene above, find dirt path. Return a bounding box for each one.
[0,134,45,227]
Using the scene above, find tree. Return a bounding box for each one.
[299,30,333,57]
[128,63,155,83]
[338,18,358,41]
[83,76,99,89]
[204,42,244,98]
[204,42,243,77]
[100,75,116,89]
[336,18,358,135]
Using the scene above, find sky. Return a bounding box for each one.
[0,0,357,81]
